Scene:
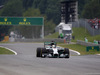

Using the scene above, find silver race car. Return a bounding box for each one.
[36,41,70,58]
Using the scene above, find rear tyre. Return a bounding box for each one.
[64,48,70,58]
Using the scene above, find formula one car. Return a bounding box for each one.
[36,41,70,58]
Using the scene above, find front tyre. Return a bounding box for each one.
[41,48,47,58]
[64,48,70,58]
[36,48,42,57]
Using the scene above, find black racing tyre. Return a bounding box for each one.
[36,48,42,57]
[64,48,70,58]
[36,48,47,58]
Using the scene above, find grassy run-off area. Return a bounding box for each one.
[0,47,14,54]
[58,44,100,55]
[45,27,100,43]
[45,27,100,55]
[72,27,100,42]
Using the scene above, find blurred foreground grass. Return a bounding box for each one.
[0,47,14,54]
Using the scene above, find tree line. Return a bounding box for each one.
[0,0,59,38]
[0,0,100,39]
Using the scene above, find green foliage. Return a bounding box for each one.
[78,0,90,17]
[44,20,56,35]
[0,0,8,5]
[32,0,61,24]
[1,0,100,22]
[33,0,47,14]
[14,26,41,38]
[17,8,56,38]
[45,0,61,24]
[23,0,34,10]
[0,0,23,39]
[0,0,59,37]
[0,0,23,16]
[0,26,12,41]
[15,8,42,38]
[23,8,56,36]
[81,0,100,18]
[1,0,100,38]
[23,8,41,17]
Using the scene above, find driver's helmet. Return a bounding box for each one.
[52,45,55,48]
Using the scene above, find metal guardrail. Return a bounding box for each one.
[77,40,100,47]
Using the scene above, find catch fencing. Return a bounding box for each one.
[72,19,100,36]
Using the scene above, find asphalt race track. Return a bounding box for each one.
[0,43,100,75]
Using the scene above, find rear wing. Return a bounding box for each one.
[44,42,57,47]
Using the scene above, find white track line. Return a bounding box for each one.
[70,49,81,55]
[0,46,17,55]
[58,46,81,55]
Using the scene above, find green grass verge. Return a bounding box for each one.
[72,27,91,42]
[45,27,100,43]
[72,27,100,42]
[44,27,90,40]
[87,35,100,42]
[0,47,14,54]
[59,44,100,55]
[45,32,59,38]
